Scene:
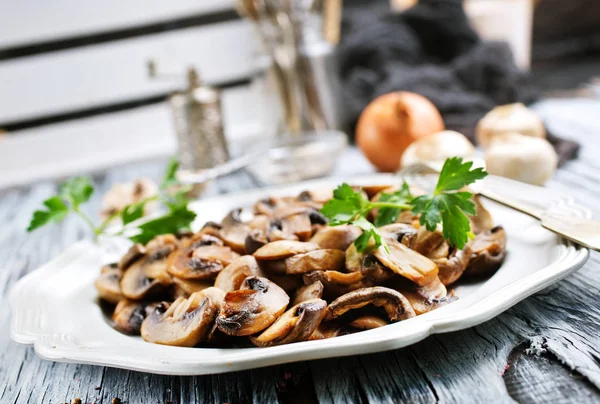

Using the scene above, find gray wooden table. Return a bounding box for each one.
[2,100,600,403]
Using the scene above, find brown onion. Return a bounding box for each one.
[356,92,445,172]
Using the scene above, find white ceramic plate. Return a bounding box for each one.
[10,174,590,375]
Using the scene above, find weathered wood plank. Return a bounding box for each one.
[2,145,600,403]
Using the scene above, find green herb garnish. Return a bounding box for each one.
[27,158,196,244]
[320,157,487,252]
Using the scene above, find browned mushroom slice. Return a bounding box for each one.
[349,316,389,330]
[214,255,263,292]
[373,239,438,286]
[394,277,452,315]
[268,273,304,294]
[308,322,349,340]
[141,289,220,347]
[245,229,268,255]
[254,196,281,215]
[216,276,290,336]
[464,226,506,277]
[412,227,445,256]
[296,188,334,204]
[377,223,418,247]
[167,234,239,280]
[119,244,146,270]
[278,212,313,241]
[292,281,324,305]
[284,249,346,275]
[120,241,176,300]
[95,265,123,304]
[345,244,394,283]
[324,287,416,322]
[172,277,213,295]
[249,299,327,347]
[253,240,319,261]
[303,270,370,299]
[310,225,362,251]
[434,245,472,286]
[113,300,158,335]
[220,208,251,254]
[468,194,494,234]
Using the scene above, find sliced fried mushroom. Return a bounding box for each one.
[434,245,472,286]
[393,277,453,315]
[303,270,371,299]
[214,255,263,292]
[310,225,362,251]
[172,277,213,295]
[268,273,304,294]
[141,289,220,347]
[377,223,418,247]
[308,323,349,340]
[468,194,494,234]
[349,316,389,330]
[279,212,312,241]
[249,299,327,347]
[412,227,445,256]
[113,300,158,335]
[284,249,346,275]
[119,244,145,270]
[324,287,416,322]
[245,229,268,255]
[292,281,324,305]
[464,226,506,277]
[167,234,239,280]
[220,208,251,253]
[120,239,177,300]
[253,240,319,261]
[373,239,438,286]
[216,276,290,336]
[95,264,123,304]
[345,244,394,283]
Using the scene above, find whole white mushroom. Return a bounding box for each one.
[476,103,546,149]
[485,132,558,186]
[400,130,475,168]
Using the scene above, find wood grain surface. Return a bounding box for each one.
[1,137,600,403]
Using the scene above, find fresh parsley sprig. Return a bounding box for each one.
[27,158,197,244]
[320,157,487,253]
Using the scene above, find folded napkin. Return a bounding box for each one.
[339,0,579,165]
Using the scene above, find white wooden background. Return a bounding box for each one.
[0,0,263,189]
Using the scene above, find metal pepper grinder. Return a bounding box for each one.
[168,68,230,173]
[148,61,230,195]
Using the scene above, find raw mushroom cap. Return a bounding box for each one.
[325,286,416,322]
[214,255,263,292]
[216,276,290,336]
[140,289,221,347]
[253,240,320,261]
[284,249,346,275]
[250,299,328,347]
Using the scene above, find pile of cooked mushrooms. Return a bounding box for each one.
[95,185,506,348]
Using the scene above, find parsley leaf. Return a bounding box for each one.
[320,157,488,253]
[320,184,370,225]
[121,201,146,225]
[434,157,487,194]
[374,181,413,227]
[129,205,196,244]
[27,196,69,232]
[60,177,94,209]
[161,157,180,190]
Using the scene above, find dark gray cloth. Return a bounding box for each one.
[339,0,579,165]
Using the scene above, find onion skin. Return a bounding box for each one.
[356,92,445,172]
